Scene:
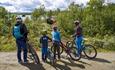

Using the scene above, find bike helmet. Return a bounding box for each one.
[16,16,22,22]
[42,30,47,35]
[74,20,80,26]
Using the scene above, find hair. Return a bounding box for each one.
[53,27,57,31]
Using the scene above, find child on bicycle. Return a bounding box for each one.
[73,20,83,57]
[40,30,51,62]
[52,26,61,61]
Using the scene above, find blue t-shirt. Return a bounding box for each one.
[51,31,61,42]
[40,35,50,47]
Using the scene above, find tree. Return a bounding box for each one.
[0,7,7,18]
[32,5,45,20]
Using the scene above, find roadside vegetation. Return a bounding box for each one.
[0,0,115,52]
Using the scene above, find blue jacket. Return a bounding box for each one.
[51,31,61,42]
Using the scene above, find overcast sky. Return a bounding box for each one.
[0,0,114,12]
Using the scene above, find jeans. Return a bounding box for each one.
[16,39,27,62]
[75,36,83,56]
[42,47,48,61]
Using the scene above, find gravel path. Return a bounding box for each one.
[0,51,115,70]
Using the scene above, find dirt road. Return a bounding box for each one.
[0,51,115,70]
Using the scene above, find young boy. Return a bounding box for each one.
[52,27,61,61]
[40,30,51,62]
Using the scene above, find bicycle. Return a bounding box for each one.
[26,41,40,64]
[67,37,97,61]
[50,40,81,61]
[47,48,54,64]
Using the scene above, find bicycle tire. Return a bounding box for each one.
[28,43,40,64]
[67,41,81,61]
[83,44,97,59]
[51,45,63,55]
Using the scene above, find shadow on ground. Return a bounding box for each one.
[46,59,85,70]
[90,58,111,63]
[21,63,45,70]
[79,54,111,63]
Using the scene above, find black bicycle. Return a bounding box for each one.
[27,41,40,64]
[50,40,82,61]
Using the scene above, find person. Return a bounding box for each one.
[12,17,28,63]
[51,26,61,61]
[73,20,83,56]
[40,30,51,62]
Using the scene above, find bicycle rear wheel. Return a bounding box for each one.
[28,43,40,64]
[51,45,63,55]
[67,42,81,61]
[83,44,97,59]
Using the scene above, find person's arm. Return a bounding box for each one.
[40,37,42,44]
[47,36,52,41]
[51,32,54,41]
[72,27,82,37]
[58,32,61,42]
[72,27,77,37]
[21,24,28,39]
[39,37,42,48]
[12,27,14,37]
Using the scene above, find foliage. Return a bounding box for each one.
[0,0,115,51]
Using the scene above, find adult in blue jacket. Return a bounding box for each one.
[12,17,28,63]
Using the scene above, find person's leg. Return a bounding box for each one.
[57,42,60,59]
[76,36,83,56]
[53,43,56,60]
[23,46,27,62]
[79,36,83,52]
[42,47,45,61]
[44,47,48,61]
[16,39,22,62]
[20,39,28,62]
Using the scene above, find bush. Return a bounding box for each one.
[87,36,115,51]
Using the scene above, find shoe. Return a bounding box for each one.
[75,54,80,57]
[18,61,23,64]
[24,60,29,63]
[24,61,28,63]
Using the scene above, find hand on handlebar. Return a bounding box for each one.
[71,35,75,38]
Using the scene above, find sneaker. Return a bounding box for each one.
[18,61,23,64]
[24,61,28,63]
[24,60,29,63]
[75,53,80,57]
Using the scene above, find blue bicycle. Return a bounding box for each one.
[66,37,97,61]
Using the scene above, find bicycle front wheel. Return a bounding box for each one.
[83,44,97,59]
[28,43,40,64]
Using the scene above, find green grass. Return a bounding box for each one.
[0,44,16,52]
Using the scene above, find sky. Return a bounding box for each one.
[0,0,114,13]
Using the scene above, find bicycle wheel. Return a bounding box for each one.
[83,44,97,59]
[67,42,81,61]
[51,45,63,55]
[28,43,40,64]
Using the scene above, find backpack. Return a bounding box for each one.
[13,25,23,39]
